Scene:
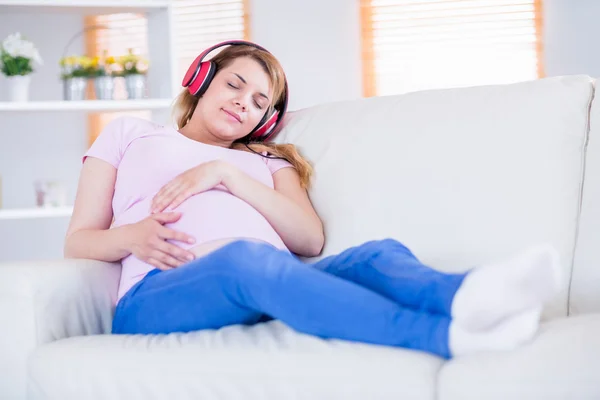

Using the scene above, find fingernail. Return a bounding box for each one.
[188,238,195,244]
[187,255,194,261]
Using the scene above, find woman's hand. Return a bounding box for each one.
[150,160,235,214]
[125,211,197,270]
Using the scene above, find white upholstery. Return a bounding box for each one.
[0,259,119,399]
[29,321,442,400]
[1,75,599,399]
[571,80,600,315]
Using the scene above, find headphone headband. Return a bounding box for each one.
[181,40,289,142]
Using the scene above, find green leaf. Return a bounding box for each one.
[1,53,33,76]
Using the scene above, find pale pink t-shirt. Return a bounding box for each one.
[83,116,293,302]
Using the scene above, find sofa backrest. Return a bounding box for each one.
[276,75,594,322]
[571,80,600,315]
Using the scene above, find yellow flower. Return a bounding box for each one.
[79,56,93,68]
[59,56,77,67]
[106,56,116,64]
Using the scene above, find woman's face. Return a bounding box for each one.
[194,56,273,143]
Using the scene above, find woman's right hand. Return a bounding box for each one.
[125,212,196,270]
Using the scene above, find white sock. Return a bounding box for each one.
[451,244,562,331]
[449,306,542,358]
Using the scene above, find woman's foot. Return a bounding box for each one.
[451,244,562,331]
[449,306,542,358]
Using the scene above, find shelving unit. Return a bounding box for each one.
[0,206,73,220]
[0,98,173,112]
[0,0,177,227]
[0,0,177,102]
[0,0,170,14]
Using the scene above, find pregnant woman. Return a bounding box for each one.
[64,40,562,359]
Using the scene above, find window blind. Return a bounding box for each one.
[360,0,544,97]
[173,0,248,80]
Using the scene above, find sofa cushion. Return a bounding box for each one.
[438,314,600,400]
[28,321,443,400]
[277,75,594,321]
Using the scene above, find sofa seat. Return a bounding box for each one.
[439,314,600,400]
[29,315,600,399]
[28,320,443,400]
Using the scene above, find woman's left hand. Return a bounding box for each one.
[151,160,235,213]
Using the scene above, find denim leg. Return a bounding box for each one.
[312,239,467,316]
[112,267,265,335]
[113,240,453,359]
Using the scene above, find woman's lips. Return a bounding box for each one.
[222,109,241,123]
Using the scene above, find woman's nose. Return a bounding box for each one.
[234,99,247,111]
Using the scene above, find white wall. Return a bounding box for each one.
[0,0,599,261]
[543,0,600,77]
[250,0,362,110]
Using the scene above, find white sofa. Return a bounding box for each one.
[1,75,599,399]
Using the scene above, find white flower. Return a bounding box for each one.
[1,32,43,65]
[2,32,22,57]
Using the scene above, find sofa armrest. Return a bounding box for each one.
[0,258,121,399]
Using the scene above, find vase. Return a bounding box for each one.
[6,75,31,102]
[125,74,146,99]
[94,76,114,100]
[34,180,66,208]
[63,77,87,101]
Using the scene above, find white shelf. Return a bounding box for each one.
[0,0,169,14]
[0,99,174,112]
[0,206,73,220]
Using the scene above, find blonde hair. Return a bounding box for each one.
[172,44,313,189]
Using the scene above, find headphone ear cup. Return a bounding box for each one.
[182,54,202,87]
[186,61,216,97]
[251,110,279,140]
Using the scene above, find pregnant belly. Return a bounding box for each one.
[115,189,287,255]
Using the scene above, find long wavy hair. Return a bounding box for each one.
[172,45,313,189]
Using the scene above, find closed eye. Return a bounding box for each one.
[229,81,264,109]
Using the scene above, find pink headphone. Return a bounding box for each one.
[182,40,289,142]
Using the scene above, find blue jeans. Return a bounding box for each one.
[112,239,467,359]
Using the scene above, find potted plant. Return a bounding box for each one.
[0,32,43,102]
[59,55,94,101]
[90,51,117,100]
[114,48,149,99]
